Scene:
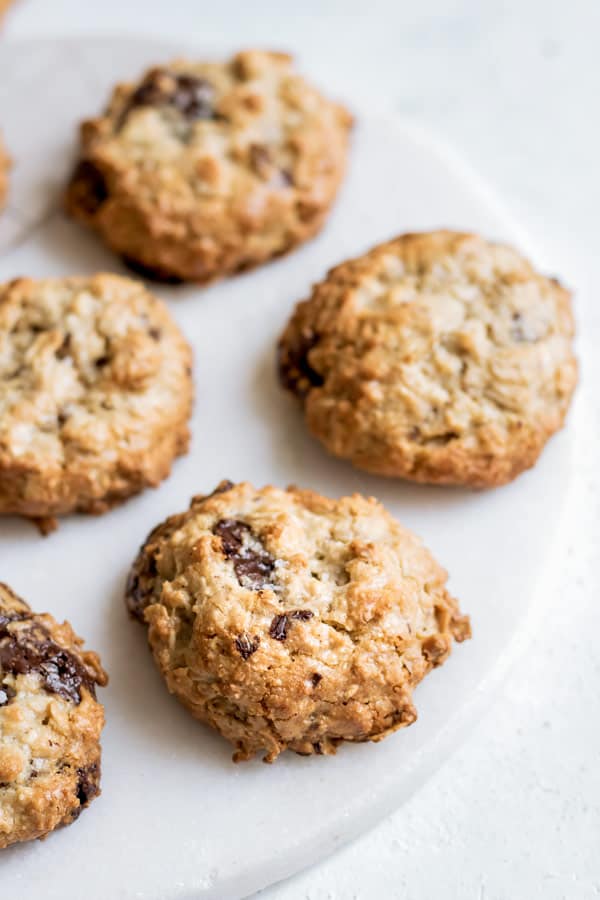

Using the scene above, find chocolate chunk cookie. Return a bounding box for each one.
[278,231,577,487]
[126,480,470,762]
[0,273,193,529]
[65,50,352,283]
[0,582,107,847]
[0,132,9,211]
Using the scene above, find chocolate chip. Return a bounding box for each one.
[56,333,71,359]
[95,355,110,368]
[75,762,100,808]
[0,683,15,706]
[171,74,216,120]
[311,672,322,687]
[269,609,313,641]
[120,70,218,126]
[269,614,289,641]
[68,160,108,216]
[214,519,275,590]
[148,327,161,341]
[211,480,234,496]
[0,621,97,704]
[235,633,260,660]
[278,330,324,399]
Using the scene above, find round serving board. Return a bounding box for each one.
[0,38,573,900]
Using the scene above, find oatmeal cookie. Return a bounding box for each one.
[0,273,192,528]
[0,582,107,847]
[65,50,352,283]
[126,480,470,762]
[278,230,577,487]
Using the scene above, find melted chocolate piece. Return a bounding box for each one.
[269,609,314,641]
[277,330,324,399]
[121,70,218,126]
[235,633,260,660]
[0,619,97,704]
[68,160,108,216]
[214,519,275,590]
[75,762,101,808]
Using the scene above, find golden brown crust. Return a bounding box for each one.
[0,273,193,524]
[126,480,470,762]
[65,50,352,283]
[278,231,578,487]
[0,582,107,848]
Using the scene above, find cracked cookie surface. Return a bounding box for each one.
[66,50,352,283]
[0,273,192,526]
[0,582,107,848]
[278,230,577,487]
[126,480,470,762]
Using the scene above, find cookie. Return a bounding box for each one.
[0,582,107,847]
[278,230,577,487]
[65,50,352,284]
[0,273,193,529]
[126,480,470,762]
[0,132,9,211]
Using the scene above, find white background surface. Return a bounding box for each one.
[2,3,599,899]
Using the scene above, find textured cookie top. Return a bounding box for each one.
[0,583,107,847]
[279,230,577,486]
[66,50,352,281]
[0,273,192,518]
[127,481,469,761]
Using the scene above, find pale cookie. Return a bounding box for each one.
[65,50,352,283]
[0,132,9,211]
[0,582,107,848]
[278,230,577,487]
[125,480,470,762]
[0,273,193,529]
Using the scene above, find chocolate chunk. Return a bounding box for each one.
[0,683,15,706]
[311,672,322,687]
[120,70,218,126]
[269,614,289,641]
[277,330,324,399]
[148,327,161,341]
[214,519,275,590]
[290,609,314,621]
[0,622,97,704]
[210,480,235,496]
[171,74,216,120]
[235,633,260,660]
[68,160,108,216]
[56,333,71,360]
[269,609,313,641]
[75,762,100,808]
